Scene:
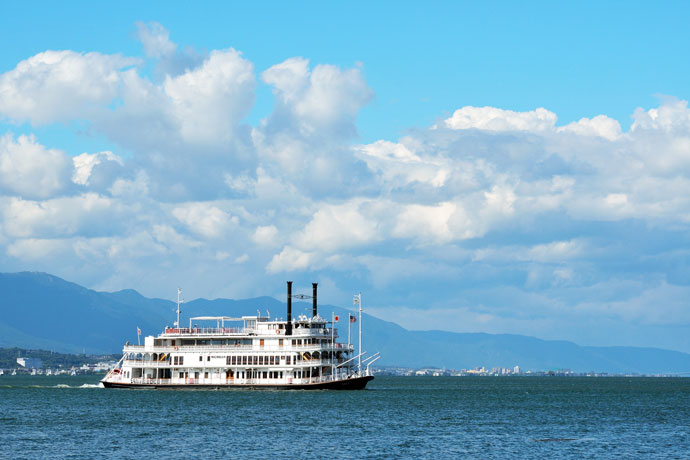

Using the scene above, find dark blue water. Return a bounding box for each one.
[1,375,689,459]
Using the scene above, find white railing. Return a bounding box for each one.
[124,344,254,353]
[123,343,353,354]
[285,328,336,337]
[163,327,249,336]
[158,327,338,337]
[121,359,349,368]
[123,360,170,367]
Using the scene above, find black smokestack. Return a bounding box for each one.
[286,281,293,336]
[312,282,318,317]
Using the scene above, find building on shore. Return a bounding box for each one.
[17,357,43,369]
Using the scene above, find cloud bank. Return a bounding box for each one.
[2,22,690,352]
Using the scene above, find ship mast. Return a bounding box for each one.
[176,288,183,329]
[354,292,362,374]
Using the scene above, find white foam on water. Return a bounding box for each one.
[79,383,102,388]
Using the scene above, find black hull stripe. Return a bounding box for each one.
[102,376,373,390]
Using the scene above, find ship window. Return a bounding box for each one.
[242,356,247,365]
[226,356,232,365]
[291,339,296,346]
[259,356,264,365]
[260,339,264,347]
[263,371,267,379]
[232,356,236,365]
[204,372,208,379]
[253,356,258,365]
[179,372,184,378]
[207,356,210,361]
[199,356,203,362]
[280,372,283,378]
[279,339,284,347]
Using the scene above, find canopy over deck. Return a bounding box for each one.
[188,316,243,329]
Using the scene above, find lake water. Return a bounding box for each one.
[1,375,689,459]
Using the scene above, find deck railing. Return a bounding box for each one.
[160,327,338,337]
[163,327,247,335]
[122,358,348,367]
[123,343,353,353]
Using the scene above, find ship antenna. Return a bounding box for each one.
[176,288,183,329]
[354,292,363,375]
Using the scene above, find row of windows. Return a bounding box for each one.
[168,339,251,346]
[226,355,293,366]
[291,338,331,345]
[164,337,333,348]
[269,323,324,329]
[257,338,332,347]
[173,351,342,365]
[172,352,342,365]
[175,370,315,379]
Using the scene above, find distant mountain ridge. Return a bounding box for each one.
[2,271,690,374]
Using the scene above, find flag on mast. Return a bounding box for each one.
[334,315,339,322]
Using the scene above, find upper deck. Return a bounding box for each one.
[159,314,333,339]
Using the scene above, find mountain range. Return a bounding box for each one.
[2,271,690,374]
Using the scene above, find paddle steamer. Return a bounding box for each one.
[101,282,377,389]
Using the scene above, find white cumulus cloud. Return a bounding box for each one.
[444,106,557,132]
[0,50,138,124]
[163,48,255,144]
[72,151,124,186]
[0,134,72,199]
[172,202,238,239]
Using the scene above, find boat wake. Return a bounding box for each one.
[0,383,104,389]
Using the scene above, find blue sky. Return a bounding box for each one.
[4,2,690,146]
[2,2,690,352]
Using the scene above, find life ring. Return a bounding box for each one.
[276,329,280,334]
[174,346,178,350]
